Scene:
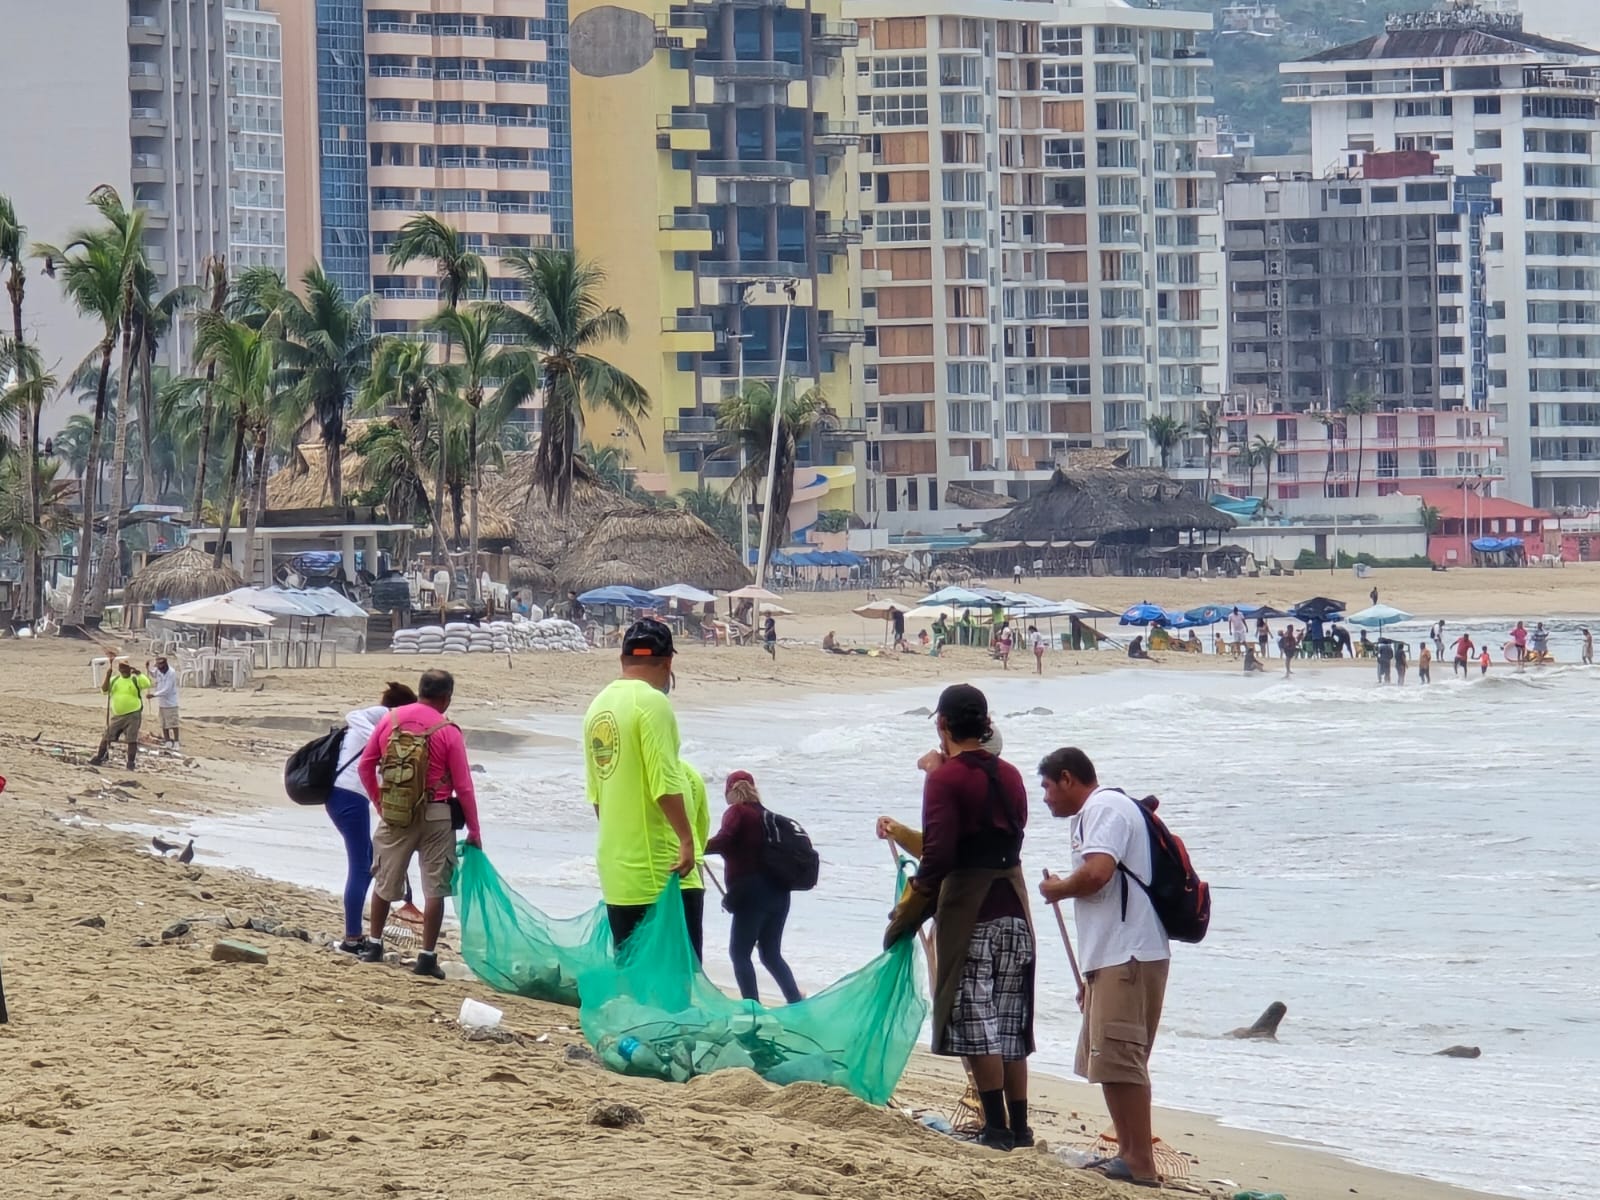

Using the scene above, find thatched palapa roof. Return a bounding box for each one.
[265,436,518,543]
[125,546,244,606]
[944,482,1012,511]
[481,451,620,567]
[554,507,753,594]
[508,555,556,593]
[983,469,1236,543]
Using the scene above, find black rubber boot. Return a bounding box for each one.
[412,950,445,979]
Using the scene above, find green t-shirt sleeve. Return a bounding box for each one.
[683,764,710,852]
[637,690,684,803]
[136,674,152,690]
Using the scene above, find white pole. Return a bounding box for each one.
[754,284,797,591]
[736,335,749,571]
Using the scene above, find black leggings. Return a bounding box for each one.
[728,878,803,1005]
[607,887,704,962]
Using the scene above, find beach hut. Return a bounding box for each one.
[554,507,752,594]
[125,546,244,610]
[481,452,623,572]
[982,468,1236,576]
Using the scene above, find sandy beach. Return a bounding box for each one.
[5,566,1583,1200]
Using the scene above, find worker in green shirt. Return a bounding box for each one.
[679,761,711,962]
[90,658,151,769]
[583,618,696,950]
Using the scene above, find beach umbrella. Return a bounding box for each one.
[758,602,793,616]
[577,585,664,609]
[1235,603,1288,619]
[1183,604,1231,627]
[852,598,914,618]
[917,585,991,608]
[905,604,960,621]
[727,584,782,602]
[162,595,276,628]
[1344,603,1413,631]
[650,583,718,604]
[1054,599,1119,620]
[1119,602,1174,627]
[1290,596,1346,622]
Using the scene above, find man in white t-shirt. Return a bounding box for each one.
[1038,746,1171,1188]
[1226,607,1247,657]
[147,656,181,749]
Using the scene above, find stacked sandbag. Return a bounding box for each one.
[391,628,421,655]
[488,620,514,653]
[466,627,495,653]
[442,620,472,654]
[414,624,446,655]
[525,618,590,653]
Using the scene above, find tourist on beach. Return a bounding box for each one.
[880,684,1035,1152]
[329,680,417,955]
[1432,621,1447,659]
[1479,647,1492,675]
[1013,562,1024,585]
[1358,630,1373,658]
[705,770,804,1005]
[565,590,586,623]
[1127,636,1151,661]
[1394,640,1408,685]
[763,614,777,659]
[996,623,1014,669]
[1306,616,1325,659]
[89,658,150,770]
[1453,632,1475,678]
[147,656,181,751]
[1531,622,1550,663]
[1369,586,1379,606]
[933,614,951,649]
[1510,621,1528,664]
[1030,625,1047,674]
[357,669,479,979]
[822,630,844,654]
[1418,643,1432,684]
[892,607,908,651]
[678,761,710,962]
[1376,639,1393,684]
[1277,626,1297,676]
[1583,628,1593,665]
[1242,646,1265,674]
[1037,747,1171,1189]
[1255,617,1269,659]
[1333,624,1352,658]
[1227,607,1247,657]
[583,618,696,951]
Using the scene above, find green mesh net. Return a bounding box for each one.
[454,846,928,1105]
[454,845,612,1005]
[577,875,927,1106]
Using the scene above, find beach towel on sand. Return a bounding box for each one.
[456,847,928,1104]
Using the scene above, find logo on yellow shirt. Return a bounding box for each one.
[588,710,621,780]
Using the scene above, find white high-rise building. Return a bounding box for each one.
[1282,5,1600,509]
[850,0,1223,531]
[224,0,287,272]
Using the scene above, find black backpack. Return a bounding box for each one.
[1114,792,1211,944]
[760,809,820,892]
[283,726,352,806]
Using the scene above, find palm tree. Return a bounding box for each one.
[1343,391,1377,498]
[1144,414,1189,471]
[1419,502,1442,534]
[1252,435,1280,509]
[189,256,229,518]
[714,378,829,562]
[188,310,275,579]
[386,213,487,314]
[273,266,374,506]
[1310,411,1338,498]
[426,302,523,604]
[1236,440,1261,496]
[35,188,145,624]
[1192,403,1223,501]
[1,193,41,620]
[50,414,96,487]
[676,484,742,550]
[495,249,649,514]
[359,336,453,552]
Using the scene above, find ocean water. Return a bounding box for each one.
[177,618,1599,1200]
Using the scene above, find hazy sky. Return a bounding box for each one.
[1518,0,1600,46]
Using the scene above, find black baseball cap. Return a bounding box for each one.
[622,618,676,658]
[933,683,1003,753]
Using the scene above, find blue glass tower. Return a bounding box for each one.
[315,0,370,296]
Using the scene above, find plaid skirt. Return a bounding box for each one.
[943,916,1035,1060]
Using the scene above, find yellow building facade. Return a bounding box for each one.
[570,0,864,522]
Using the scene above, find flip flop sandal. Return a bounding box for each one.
[1083,1156,1162,1189]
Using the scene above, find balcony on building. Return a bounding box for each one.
[664,413,723,450]
[693,58,803,85]
[820,416,868,446]
[815,215,862,248]
[697,159,805,183]
[657,111,711,152]
[813,116,862,148]
[129,13,165,45]
[811,19,859,52]
[662,314,716,353]
[659,211,714,252]
[131,152,166,185]
[131,106,168,138]
[128,61,164,92]
[818,313,865,345]
[656,9,709,48]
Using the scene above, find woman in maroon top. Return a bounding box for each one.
[704,770,804,1004]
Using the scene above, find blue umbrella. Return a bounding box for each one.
[1120,602,1173,627]
[1235,603,1288,619]
[577,586,665,609]
[1345,603,1413,631]
[1184,604,1230,627]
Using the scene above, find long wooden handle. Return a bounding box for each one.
[701,860,726,898]
[1043,869,1084,990]
[886,837,934,959]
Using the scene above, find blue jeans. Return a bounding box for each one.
[326,786,372,939]
[728,876,803,1004]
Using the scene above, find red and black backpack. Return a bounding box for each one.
[1116,792,1211,944]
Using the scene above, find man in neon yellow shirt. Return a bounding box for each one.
[679,761,711,962]
[90,658,151,769]
[584,618,695,949]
